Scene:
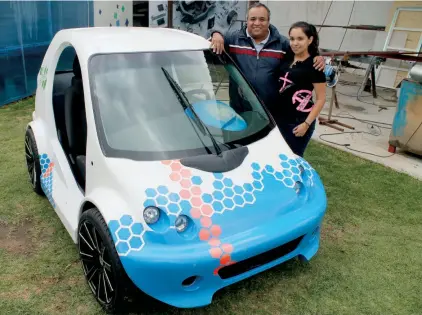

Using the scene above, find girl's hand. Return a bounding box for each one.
[293,123,309,137]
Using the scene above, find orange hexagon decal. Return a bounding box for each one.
[180,189,191,199]
[190,186,202,196]
[190,207,201,219]
[201,205,214,217]
[170,172,181,181]
[221,243,233,254]
[199,229,211,241]
[208,238,221,247]
[180,179,192,188]
[200,216,212,228]
[209,247,223,258]
[220,254,231,265]
[180,169,191,178]
[210,225,222,237]
[170,162,182,172]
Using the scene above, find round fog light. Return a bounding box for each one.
[175,215,189,232]
[143,206,160,224]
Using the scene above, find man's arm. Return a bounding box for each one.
[313,55,325,71]
[206,27,236,55]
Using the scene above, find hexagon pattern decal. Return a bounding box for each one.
[39,153,55,208]
[108,154,316,275]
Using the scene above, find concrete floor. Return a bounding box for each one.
[314,72,422,181]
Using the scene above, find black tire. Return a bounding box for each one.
[25,127,44,195]
[78,208,135,314]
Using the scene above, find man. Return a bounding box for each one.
[208,3,325,111]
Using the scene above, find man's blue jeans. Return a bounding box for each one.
[277,119,316,157]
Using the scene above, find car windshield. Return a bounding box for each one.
[88,49,275,160]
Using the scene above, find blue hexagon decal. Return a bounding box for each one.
[180,200,191,213]
[213,181,224,190]
[223,198,234,208]
[223,178,233,187]
[156,195,168,206]
[243,183,253,192]
[233,185,244,195]
[131,223,143,235]
[223,188,234,198]
[202,193,213,203]
[191,176,203,185]
[279,154,288,161]
[213,191,224,201]
[168,193,180,203]
[120,215,133,226]
[212,201,224,212]
[234,195,244,206]
[214,173,224,180]
[168,203,180,214]
[117,227,131,240]
[116,242,129,255]
[129,236,144,249]
[157,185,169,195]
[145,188,157,198]
[143,198,155,207]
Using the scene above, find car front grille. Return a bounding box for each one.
[218,235,304,280]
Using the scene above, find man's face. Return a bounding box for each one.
[247,7,270,39]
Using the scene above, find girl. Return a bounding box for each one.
[274,21,326,157]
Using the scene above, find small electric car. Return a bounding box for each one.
[24,27,327,313]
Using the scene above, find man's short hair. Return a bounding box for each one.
[247,2,271,20]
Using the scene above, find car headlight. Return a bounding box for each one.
[143,206,160,224]
[175,215,189,232]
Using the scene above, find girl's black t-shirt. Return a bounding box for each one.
[273,56,326,123]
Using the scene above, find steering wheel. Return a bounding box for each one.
[185,88,212,101]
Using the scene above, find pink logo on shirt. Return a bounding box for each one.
[279,72,293,93]
[292,90,313,112]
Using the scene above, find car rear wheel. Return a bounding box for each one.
[25,127,43,195]
[78,208,133,314]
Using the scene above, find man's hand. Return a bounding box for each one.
[210,32,225,54]
[313,56,325,71]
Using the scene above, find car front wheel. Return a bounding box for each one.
[78,208,133,314]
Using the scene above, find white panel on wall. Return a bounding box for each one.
[94,1,133,27]
[149,1,168,27]
[265,0,393,52]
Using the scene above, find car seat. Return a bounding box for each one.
[64,56,87,186]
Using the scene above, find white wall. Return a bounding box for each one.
[262,0,393,51]
[94,1,133,27]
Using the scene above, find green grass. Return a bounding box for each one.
[1,98,421,315]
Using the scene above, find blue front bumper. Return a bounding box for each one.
[119,196,326,308]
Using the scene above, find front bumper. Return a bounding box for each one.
[119,196,326,309]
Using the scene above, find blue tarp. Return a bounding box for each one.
[0,1,94,107]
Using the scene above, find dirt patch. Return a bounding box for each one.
[0,288,32,301]
[0,219,36,255]
[321,223,360,242]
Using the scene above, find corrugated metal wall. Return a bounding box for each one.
[0,0,94,107]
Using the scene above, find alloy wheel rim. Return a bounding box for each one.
[25,135,36,188]
[79,221,115,305]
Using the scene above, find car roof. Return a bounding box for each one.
[53,27,211,58]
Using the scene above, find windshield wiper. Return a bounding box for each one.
[161,67,222,156]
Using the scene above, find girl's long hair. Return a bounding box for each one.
[289,21,320,57]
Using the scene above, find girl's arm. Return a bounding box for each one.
[305,82,326,126]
